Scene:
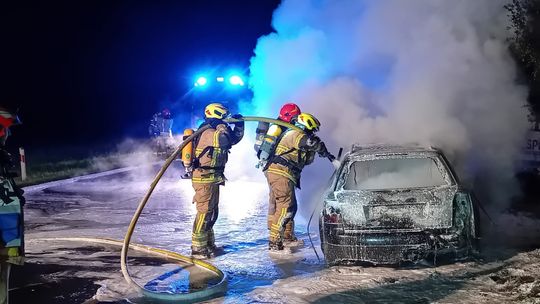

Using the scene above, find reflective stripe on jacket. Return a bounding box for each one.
[266,129,315,184]
[192,124,231,184]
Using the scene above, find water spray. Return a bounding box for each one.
[120,116,336,302]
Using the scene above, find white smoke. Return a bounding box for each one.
[249,0,529,215]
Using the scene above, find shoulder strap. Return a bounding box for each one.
[191,124,209,167]
[264,130,295,171]
[275,130,298,157]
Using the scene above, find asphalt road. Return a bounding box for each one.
[7,160,540,303]
[13,161,324,303]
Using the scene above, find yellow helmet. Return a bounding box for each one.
[296,113,320,132]
[204,103,229,119]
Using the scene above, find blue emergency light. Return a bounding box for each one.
[194,76,208,87]
[228,75,244,86]
[192,71,247,89]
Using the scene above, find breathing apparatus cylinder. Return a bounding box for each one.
[256,124,282,169]
[121,117,307,302]
[254,121,270,155]
[181,128,194,170]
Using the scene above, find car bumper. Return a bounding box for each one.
[322,231,432,265]
[321,229,472,265]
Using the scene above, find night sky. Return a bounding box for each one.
[2,0,280,150]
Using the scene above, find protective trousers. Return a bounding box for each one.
[266,173,297,244]
[191,183,220,250]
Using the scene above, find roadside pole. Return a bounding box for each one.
[19,147,26,181]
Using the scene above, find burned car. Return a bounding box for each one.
[319,144,478,265]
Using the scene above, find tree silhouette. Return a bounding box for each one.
[506,0,540,122]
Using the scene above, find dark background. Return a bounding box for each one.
[2,0,280,152]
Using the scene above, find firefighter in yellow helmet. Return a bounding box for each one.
[264,112,333,251]
[190,103,244,257]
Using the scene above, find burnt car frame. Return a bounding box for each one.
[319,144,479,265]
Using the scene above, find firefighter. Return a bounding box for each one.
[0,108,24,304]
[149,108,173,137]
[264,113,333,251]
[255,103,302,244]
[149,108,174,156]
[190,103,244,257]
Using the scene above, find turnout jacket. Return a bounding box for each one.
[192,118,244,184]
[266,129,316,187]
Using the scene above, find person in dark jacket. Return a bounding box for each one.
[0,107,24,304]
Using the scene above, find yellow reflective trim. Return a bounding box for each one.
[196,213,206,233]
[276,144,298,158]
[192,240,207,246]
[192,235,207,240]
[275,144,289,153]
[195,147,221,155]
[210,130,220,167]
[197,213,206,233]
[7,247,19,257]
[267,168,295,183]
[277,208,287,227]
[194,214,201,233]
[213,129,220,147]
[270,228,280,234]
[192,177,223,184]
[294,133,304,149]
[192,179,222,184]
[285,151,299,158]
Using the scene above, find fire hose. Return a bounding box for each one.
[119,116,311,302]
[30,116,335,302]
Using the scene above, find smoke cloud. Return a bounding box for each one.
[248,0,529,216]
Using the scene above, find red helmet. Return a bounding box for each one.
[0,108,20,139]
[278,103,301,123]
[161,108,171,119]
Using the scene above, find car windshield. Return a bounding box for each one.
[342,157,449,190]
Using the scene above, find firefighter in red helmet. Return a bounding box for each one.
[254,102,302,247]
[278,103,301,124]
[265,113,334,251]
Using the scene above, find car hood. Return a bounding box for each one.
[327,185,458,229]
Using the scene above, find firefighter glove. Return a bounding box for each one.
[306,135,321,150]
[317,141,336,161]
[230,114,244,127]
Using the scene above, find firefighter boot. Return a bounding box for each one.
[207,229,216,251]
[268,240,284,251]
[191,246,210,259]
[283,220,304,248]
[283,220,297,242]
